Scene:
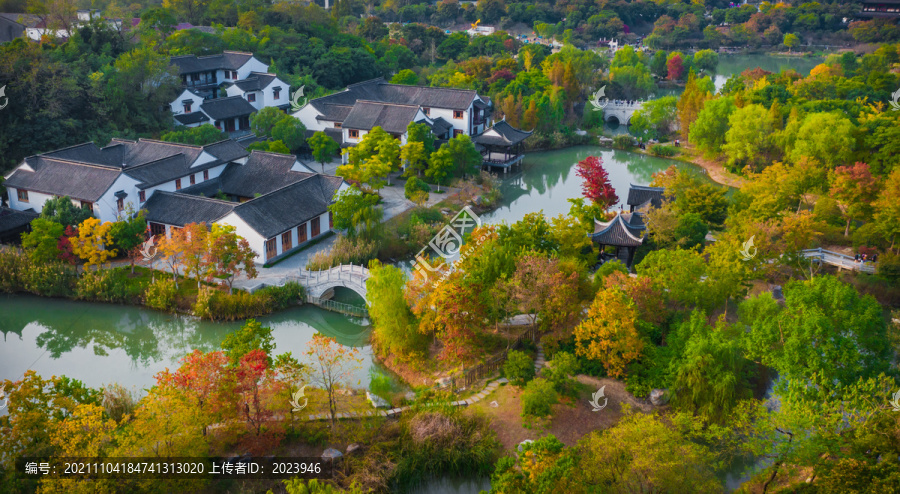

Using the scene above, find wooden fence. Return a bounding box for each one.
[442,325,540,390]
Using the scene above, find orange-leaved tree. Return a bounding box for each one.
[157,227,188,288]
[155,350,234,436]
[205,224,258,291]
[181,222,210,289]
[573,286,644,378]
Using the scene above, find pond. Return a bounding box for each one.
[482,145,709,226]
[0,293,375,397]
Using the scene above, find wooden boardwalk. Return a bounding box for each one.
[801,248,876,274]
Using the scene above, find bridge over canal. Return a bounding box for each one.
[293,264,371,317]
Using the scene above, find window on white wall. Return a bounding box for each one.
[16,189,28,202]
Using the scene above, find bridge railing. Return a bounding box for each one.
[297,263,370,289]
[801,248,877,274]
[306,294,369,318]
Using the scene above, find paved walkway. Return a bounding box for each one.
[301,377,511,422]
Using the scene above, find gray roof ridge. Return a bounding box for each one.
[347,77,385,88]
[137,137,204,149]
[382,82,477,94]
[356,99,421,109]
[630,183,664,190]
[248,150,301,159]
[155,189,237,206]
[202,94,251,103]
[30,155,123,171]
[122,153,187,171]
[234,173,320,208]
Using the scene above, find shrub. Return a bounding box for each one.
[544,351,578,396]
[392,409,499,489]
[306,236,379,270]
[877,251,900,283]
[521,378,558,421]
[193,283,303,321]
[75,269,133,303]
[504,350,535,386]
[23,261,77,297]
[257,281,304,309]
[102,383,137,423]
[0,248,28,292]
[144,277,177,311]
[649,144,678,157]
[613,134,635,150]
[404,176,431,200]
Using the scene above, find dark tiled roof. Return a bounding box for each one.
[42,142,125,167]
[5,158,121,202]
[229,73,277,92]
[232,175,344,238]
[200,96,257,120]
[590,214,645,247]
[427,117,453,136]
[116,138,248,189]
[141,191,236,227]
[0,206,38,233]
[218,151,314,197]
[473,120,533,147]
[174,112,209,125]
[170,51,256,75]
[235,133,266,148]
[307,78,478,120]
[315,104,353,122]
[341,101,420,134]
[626,184,665,207]
[0,13,41,27]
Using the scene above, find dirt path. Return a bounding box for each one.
[688,155,746,189]
[468,375,654,451]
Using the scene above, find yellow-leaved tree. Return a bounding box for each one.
[71,218,118,268]
[573,286,644,378]
[39,403,118,494]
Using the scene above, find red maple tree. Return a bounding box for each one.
[667,54,685,81]
[576,155,618,210]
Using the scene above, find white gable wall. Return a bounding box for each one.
[95,174,143,223]
[236,58,269,80]
[294,104,326,131]
[216,212,267,262]
[170,89,205,115]
[260,77,287,109]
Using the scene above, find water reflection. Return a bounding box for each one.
[0,294,374,392]
[485,146,706,225]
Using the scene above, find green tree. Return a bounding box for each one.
[339,127,400,190]
[108,208,147,273]
[636,248,708,309]
[574,411,722,492]
[444,134,482,178]
[271,116,307,152]
[503,350,535,386]
[21,218,65,264]
[723,103,775,172]
[692,49,718,73]
[366,260,426,357]
[40,195,93,227]
[246,140,291,154]
[160,124,226,145]
[400,140,427,178]
[250,106,289,137]
[328,186,383,239]
[670,311,752,422]
[221,318,275,366]
[784,32,799,52]
[873,168,900,252]
[789,112,855,168]
[426,146,454,191]
[521,377,557,422]
[740,275,890,395]
[307,131,340,173]
[390,69,419,85]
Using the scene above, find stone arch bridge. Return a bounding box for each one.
[292,264,370,317]
[601,100,645,126]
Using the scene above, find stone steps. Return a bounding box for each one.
[534,344,546,375]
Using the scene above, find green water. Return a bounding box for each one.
[483,145,709,226]
[712,53,824,91]
[0,293,374,394]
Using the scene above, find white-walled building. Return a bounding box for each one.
[293,78,492,148]
[3,141,346,264]
[168,52,290,137]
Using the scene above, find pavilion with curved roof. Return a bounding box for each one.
[589,212,647,268]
